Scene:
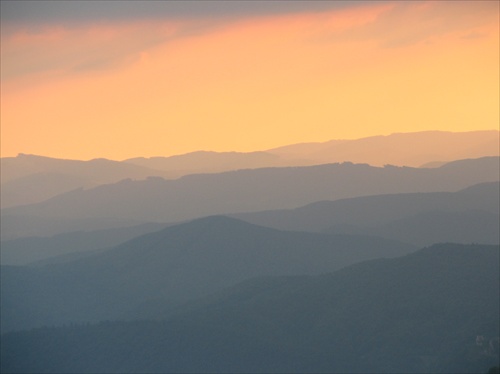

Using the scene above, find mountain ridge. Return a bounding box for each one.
[2,243,497,373]
[1,215,416,332]
[2,157,498,241]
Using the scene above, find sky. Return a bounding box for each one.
[1,0,498,160]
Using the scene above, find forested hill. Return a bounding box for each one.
[2,243,498,373]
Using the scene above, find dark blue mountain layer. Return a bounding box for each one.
[2,243,498,373]
[1,216,415,332]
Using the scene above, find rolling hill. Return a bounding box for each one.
[2,243,497,373]
[232,181,500,246]
[268,130,500,167]
[0,222,169,266]
[3,131,497,209]
[2,157,498,240]
[0,154,171,208]
[0,216,415,332]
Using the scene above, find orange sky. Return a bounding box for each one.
[1,1,498,160]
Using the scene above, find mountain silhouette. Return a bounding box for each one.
[1,216,415,332]
[2,131,497,209]
[2,243,497,373]
[124,150,286,177]
[268,130,499,167]
[124,131,500,173]
[0,222,169,266]
[2,157,498,240]
[0,154,172,208]
[232,181,500,245]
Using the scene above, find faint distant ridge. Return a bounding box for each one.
[1,153,169,184]
[2,130,497,209]
[1,156,498,240]
[266,130,500,167]
[124,150,285,177]
[232,180,500,246]
[0,154,171,208]
[122,130,499,173]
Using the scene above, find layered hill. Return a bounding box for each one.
[0,222,169,266]
[0,216,415,332]
[233,181,500,246]
[267,130,500,167]
[0,154,171,208]
[124,151,287,177]
[3,131,497,209]
[2,181,497,265]
[2,243,498,373]
[2,157,498,240]
[124,130,500,172]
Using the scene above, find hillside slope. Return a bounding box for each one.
[2,157,498,240]
[1,216,415,332]
[2,243,497,373]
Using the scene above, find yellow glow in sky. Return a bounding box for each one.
[1,1,498,160]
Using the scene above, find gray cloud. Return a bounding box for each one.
[1,1,382,29]
[307,1,499,49]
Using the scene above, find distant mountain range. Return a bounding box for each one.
[125,130,500,173]
[0,215,416,332]
[2,130,498,209]
[2,243,498,373]
[2,157,498,240]
[2,181,497,265]
[0,222,169,266]
[266,130,499,167]
[2,131,498,374]
[233,181,500,247]
[0,154,171,208]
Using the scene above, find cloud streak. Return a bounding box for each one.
[1,1,379,30]
[1,1,498,160]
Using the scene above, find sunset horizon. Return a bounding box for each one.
[1,1,498,160]
[1,3,499,372]
[1,128,498,162]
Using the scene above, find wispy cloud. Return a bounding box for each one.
[307,1,499,48]
[0,1,379,31]
[1,1,498,159]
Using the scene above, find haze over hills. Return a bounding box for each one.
[2,133,498,373]
[2,243,498,373]
[1,157,498,240]
[2,0,498,371]
[0,222,169,266]
[0,215,416,332]
[0,154,171,208]
[267,130,500,167]
[0,214,150,241]
[0,154,171,185]
[2,181,497,265]
[232,181,500,246]
[325,210,499,247]
[124,151,289,178]
[123,130,500,173]
[2,131,497,209]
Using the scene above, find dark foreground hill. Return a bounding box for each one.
[2,244,498,373]
[0,216,414,332]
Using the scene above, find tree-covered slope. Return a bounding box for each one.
[1,216,414,332]
[2,244,498,373]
